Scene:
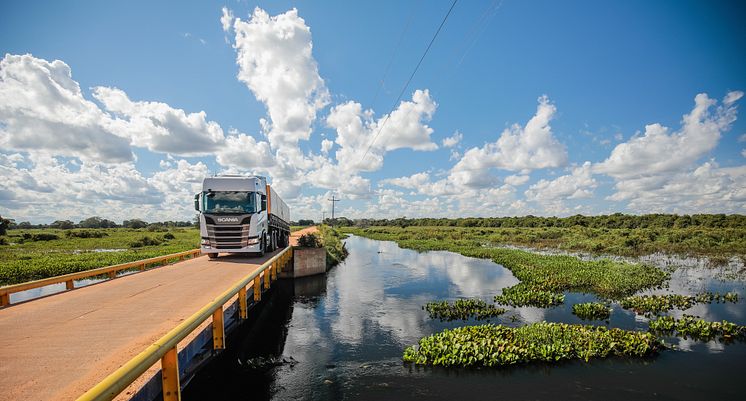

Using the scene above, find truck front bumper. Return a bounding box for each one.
[201,242,262,254]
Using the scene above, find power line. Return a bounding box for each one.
[361,0,459,163]
[328,195,340,224]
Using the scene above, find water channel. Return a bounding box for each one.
[183,235,746,400]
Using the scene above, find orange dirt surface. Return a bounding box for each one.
[0,226,317,401]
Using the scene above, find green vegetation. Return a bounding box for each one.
[621,292,740,315]
[317,225,349,268]
[493,284,565,308]
[403,322,662,367]
[572,302,612,320]
[424,299,506,321]
[344,227,668,299]
[648,315,746,340]
[0,228,199,285]
[340,219,746,258]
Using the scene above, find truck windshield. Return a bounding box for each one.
[202,191,256,214]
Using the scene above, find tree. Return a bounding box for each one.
[0,215,12,236]
[297,219,314,226]
[79,217,103,228]
[123,219,148,229]
[50,220,75,229]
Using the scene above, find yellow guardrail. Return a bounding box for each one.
[76,246,293,401]
[0,249,203,307]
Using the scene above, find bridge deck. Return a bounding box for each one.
[0,227,315,401]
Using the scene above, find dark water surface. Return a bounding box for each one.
[183,235,746,401]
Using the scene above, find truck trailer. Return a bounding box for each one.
[194,175,290,259]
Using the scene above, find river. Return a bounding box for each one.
[182,235,746,400]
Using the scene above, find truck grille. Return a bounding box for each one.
[206,224,251,249]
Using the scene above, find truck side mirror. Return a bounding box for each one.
[193,193,200,211]
[261,195,267,211]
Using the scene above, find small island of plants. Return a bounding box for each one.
[424,299,506,321]
[572,302,612,320]
[403,322,663,367]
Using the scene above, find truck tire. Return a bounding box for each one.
[258,234,266,257]
[208,253,218,260]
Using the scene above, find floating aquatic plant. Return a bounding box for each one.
[403,322,663,367]
[648,315,746,340]
[493,283,565,308]
[424,299,506,321]
[572,302,612,320]
[621,292,739,315]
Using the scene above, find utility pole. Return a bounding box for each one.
[322,211,326,224]
[328,195,340,226]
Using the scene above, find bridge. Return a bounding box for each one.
[0,227,317,401]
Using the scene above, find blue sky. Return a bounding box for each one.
[1,0,745,223]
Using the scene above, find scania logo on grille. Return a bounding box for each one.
[216,217,240,223]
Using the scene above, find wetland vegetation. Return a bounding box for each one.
[402,322,663,367]
[0,228,200,285]
[648,315,746,340]
[424,299,506,321]
[572,302,612,320]
[620,292,740,315]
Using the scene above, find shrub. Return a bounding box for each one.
[31,233,59,241]
[297,233,322,248]
[129,236,164,248]
[65,230,108,239]
[163,232,176,240]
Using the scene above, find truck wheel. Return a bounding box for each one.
[208,253,218,260]
[259,234,266,257]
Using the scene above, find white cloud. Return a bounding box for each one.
[380,172,431,189]
[326,89,438,173]
[0,54,133,163]
[230,7,329,148]
[447,95,566,188]
[442,131,462,148]
[220,7,234,32]
[595,92,741,179]
[215,131,275,170]
[525,162,596,201]
[320,139,333,155]
[504,174,530,186]
[92,87,226,156]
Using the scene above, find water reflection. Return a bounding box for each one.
[184,235,746,401]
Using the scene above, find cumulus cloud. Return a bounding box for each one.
[504,174,530,186]
[220,7,234,32]
[215,131,275,170]
[0,54,133,163]
[442,131,462,148]
[92,87,226,156]
[525,162,596,201]
[447,95,566,188]
[595,92,741,179]
[380,172,431,189]
[230,7,329,148]
[327,89,438,173]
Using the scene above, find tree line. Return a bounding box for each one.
[0,215,195,233]
[327,213,746,229]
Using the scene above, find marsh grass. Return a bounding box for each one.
[0,228,199,285]
[403,322,663,367]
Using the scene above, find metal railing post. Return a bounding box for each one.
[0,293,9,307]
[238,287,248,319]
[253,277,261,302]
[65,280,74,290]
[212,307,225,350]
[263,270,270,289]
[161,347,180,401]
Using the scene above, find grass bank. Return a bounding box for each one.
[0,228,200,285]
[344,225,745,259]
[343,227,668,300]
[317,225,349,267]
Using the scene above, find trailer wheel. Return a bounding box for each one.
[259,234,266,257]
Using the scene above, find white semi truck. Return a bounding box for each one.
[194,175,290,259]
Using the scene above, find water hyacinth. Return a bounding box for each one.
[572,302,612,320]
[493,283,565,308]
[621,292,740,315]
[403,322,663,367]
[424,299,507,321]
[648,315,746,340]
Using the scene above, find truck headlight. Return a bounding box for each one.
[201,239,211,247]
[247,238,259,245]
